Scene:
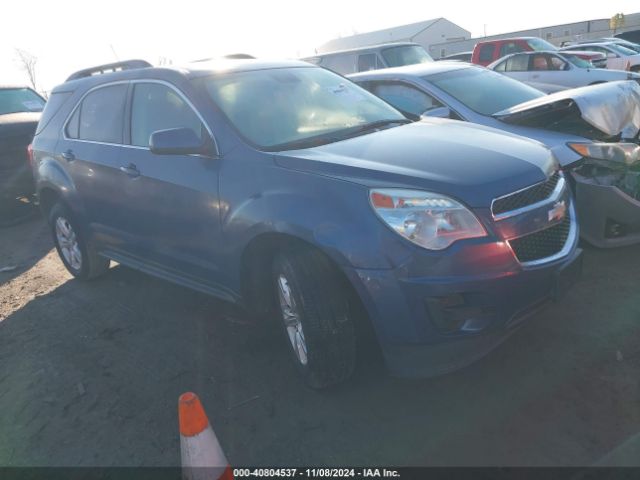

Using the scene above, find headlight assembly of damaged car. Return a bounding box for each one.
[568,143,640,167]
[370,189,487,250]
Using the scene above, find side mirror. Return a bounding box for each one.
[150,128,213,156]
[421,106,452,119]
[607,52,618,59]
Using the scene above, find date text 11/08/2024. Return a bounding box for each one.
[233,468,401,478]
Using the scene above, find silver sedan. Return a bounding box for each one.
[487,51,640,93]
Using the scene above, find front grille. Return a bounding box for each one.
[509,214,571,263]
[492,172,561,217]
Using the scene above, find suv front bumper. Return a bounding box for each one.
[344,209,583,377]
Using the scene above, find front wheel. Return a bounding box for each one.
[49,203,110,280]
[272,247,356,389]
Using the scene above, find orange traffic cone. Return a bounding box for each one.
[179,392,233,480]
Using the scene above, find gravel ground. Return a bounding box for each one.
[1,215,639,467]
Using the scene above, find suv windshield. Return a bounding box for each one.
[200,67,406,150]
[0,88,45,115]
[562,54,594,68]
[426,67,544,115]
[526,38,558,51]
[381,45,433,67]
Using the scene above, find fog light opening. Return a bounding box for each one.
[605,218,627,239]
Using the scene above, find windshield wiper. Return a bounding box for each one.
[335,119,411,140]
[266,133,346,151]
[266,119,411,152]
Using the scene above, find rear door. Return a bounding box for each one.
[56,83,129,247]
[501,54,530,84]
[116,81,223,286]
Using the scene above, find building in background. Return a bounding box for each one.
[316,18,470,55]
[315,13,640,60]
[431,12,640,58]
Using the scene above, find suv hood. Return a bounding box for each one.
[494,81,640,142]
[274,119,556,208]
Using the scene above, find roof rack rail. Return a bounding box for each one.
[66,59,152,82]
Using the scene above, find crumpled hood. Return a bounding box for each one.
[494,81,640,140]
[274,119,556,208]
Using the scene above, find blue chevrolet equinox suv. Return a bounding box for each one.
[31,59,582,388]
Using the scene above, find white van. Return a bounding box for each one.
[301,42,433,75]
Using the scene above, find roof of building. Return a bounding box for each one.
[318,18,467,53]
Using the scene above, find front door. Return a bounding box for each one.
[116,81,224,288]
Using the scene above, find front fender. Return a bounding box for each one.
[221,165,415,271]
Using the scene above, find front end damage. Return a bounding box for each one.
[495,81,640,247]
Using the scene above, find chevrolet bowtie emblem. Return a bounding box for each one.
[548,200,567,223]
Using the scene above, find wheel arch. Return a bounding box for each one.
[239,231,382,360]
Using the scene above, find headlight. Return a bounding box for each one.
[568,142,640,166]
[369,189,487,250]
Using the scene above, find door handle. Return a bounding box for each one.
[61,150,75,162]
[119,163,140,178]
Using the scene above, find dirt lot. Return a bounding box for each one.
[1,214,639,467]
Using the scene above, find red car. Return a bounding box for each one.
[472,37,606,67]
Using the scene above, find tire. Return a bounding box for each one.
[49,203,110,280]
[272,246,356,389]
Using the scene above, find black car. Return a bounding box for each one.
[0,85,46,206]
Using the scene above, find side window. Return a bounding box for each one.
[78,84,127,143]
[531,54,549,71]
[357,54,378,72]
[130,83,204,148]
[505,55,529,72]
[549,55,567,70]
[494,60,507,72]
[369,82,443,117]
[322,54,357,74]
[478,45,495,63]
[500,42,524,57]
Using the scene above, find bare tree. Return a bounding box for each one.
[14,48,38,91]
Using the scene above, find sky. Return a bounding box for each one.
[1,0,638,92]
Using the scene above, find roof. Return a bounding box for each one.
[348,60,475,81]
[53,59,313,93]
[318,18,446,53]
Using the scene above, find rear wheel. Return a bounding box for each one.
[49,203,110,280]
[272,246,356,389]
